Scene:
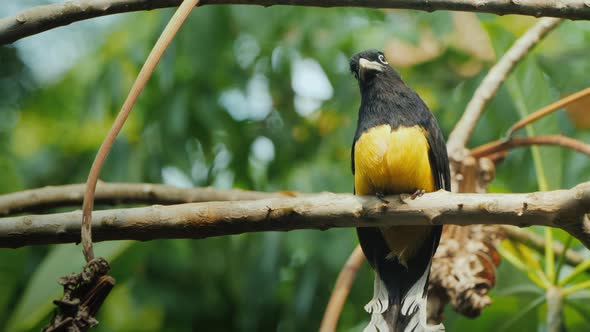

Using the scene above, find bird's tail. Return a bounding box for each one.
[362,261,444,332]
[358,227,444,332]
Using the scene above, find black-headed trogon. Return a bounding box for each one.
[350,50,450,332]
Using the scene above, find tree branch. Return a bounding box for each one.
[470,135,590,159]
[0,182,294,217]
[446,17,562,157]
[2,182,590,249]
[1,1,588,45]
[506,87,590,138]
[319,245,365,332]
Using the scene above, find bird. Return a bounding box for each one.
[349,49,450,332]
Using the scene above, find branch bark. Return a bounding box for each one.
[2,182,590,249]
[1,0,587,45]
[3,182,585,268]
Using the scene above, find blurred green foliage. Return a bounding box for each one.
[1,4,590,332]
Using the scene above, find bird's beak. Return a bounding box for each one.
[358,58,383,80]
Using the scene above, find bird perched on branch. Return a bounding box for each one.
[350,49,450,332]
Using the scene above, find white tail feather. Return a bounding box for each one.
[399,261,430,316]
[363,265,445,332]
[363,311,390,332]
[364,274,389,314]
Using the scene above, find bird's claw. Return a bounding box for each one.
[410,189,426,200]
[376,192,389,204]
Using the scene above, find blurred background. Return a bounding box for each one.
[1,2,590,331]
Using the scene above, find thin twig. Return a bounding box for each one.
[319,245,365,332]
[80,0,200,262]
[506,87,590,138]
[2,182,590,248]
[484,151,508,164]
[446,17,562,157]
[1,1,589,44]
[470,135,590,159]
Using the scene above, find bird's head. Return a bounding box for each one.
[350,49,398,84]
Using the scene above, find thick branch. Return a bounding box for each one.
[1,1,587,44]
[0,182,291,217]
[446,17,562,157]
[471,135,590,159]
[18,185,585,268]
[1,183,589,248]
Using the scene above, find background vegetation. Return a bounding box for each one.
[1,3,590,331]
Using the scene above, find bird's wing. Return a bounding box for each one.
[425,115,451,192]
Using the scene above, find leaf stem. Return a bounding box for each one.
[562,279,590,297]
[558,259,590,287]
[554,235,573,284]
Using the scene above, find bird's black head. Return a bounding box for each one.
[350,49,399,84]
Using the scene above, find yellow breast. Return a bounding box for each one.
[354,124,434,195]
[354,124,435,265]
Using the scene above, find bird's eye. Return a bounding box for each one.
[378,54,388,64]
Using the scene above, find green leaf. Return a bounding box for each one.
[484,23,563,191]
[0,248,29,325]
[495,284,544,296]
[564,298,590,328]
[568,289,590,301]
[497,295,545,332]
[498,241,550,289]
[0,158,23,194]
[562,279,590,297]
[554,235,574,283]
[101,282,164,331]
[445,294,540,332]
[505,61,562,191]
[5,241,133,332]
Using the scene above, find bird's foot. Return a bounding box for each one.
[376,192,389,204]
[410,189,426,200]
